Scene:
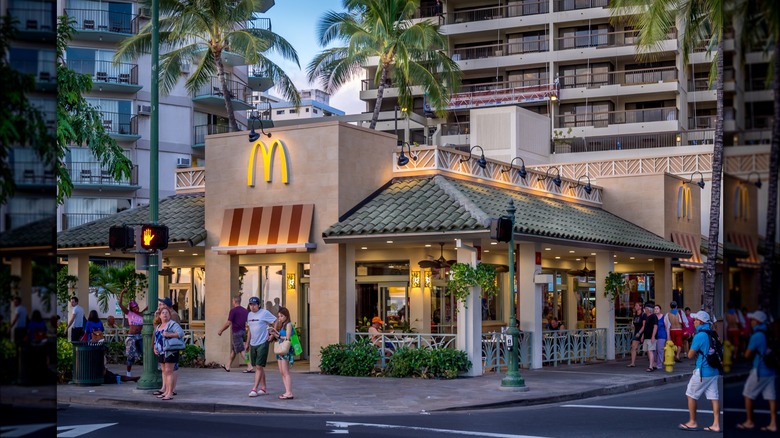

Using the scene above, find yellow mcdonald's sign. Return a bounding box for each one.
[247,139,290,186]
[677,185,692,220]
[734,185,749,221]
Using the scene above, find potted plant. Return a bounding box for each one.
[603,271,625,303]
[447,263,498,306]
[552,127,577,153]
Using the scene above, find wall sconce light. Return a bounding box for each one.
[397,142,418,166]
[675,134,682,145]
[424,270,432,288]
[687,171,705,189]
[411,270,421,288]
[459,145,487,169]
[747,171,762,189]
[577,175,592,194]
[542,167,562,187]
[248,102,273,142]
[501,157,527,179]
[286,273,296,289]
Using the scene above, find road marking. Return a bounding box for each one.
[326,421,550,437]
[0,424,55,437]
[562,404,777,415]
[56,423,117,437]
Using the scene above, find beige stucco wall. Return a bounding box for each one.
[204,121,396,370]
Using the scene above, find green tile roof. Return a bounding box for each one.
[0,216,56,250]
[57,194,205,249]
[324,175,691,257]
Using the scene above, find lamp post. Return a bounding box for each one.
[137,0,162,390]
[501,199,527,390]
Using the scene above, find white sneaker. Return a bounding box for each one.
[248,390,258,397]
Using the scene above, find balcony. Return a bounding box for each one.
[550,132,680,154]
[61,213,113,230]
[247,65,273,92]
[13,59,56,92]
[448,0,549,24]
[3,212,53,232]
[452,37,549,61]
[192,78,254,111]
[12,162,56,189]
[193,124,231,147]
[688,115,716,130]
[554,0,610,12]
[175,167,205,194]
[68,59,142,93]
[7,7,56,42]
[556,107,678,129]
[99,112,141,140]
[448,82,557,109]
[561,66,677,89]
[69,162,139,189]
[65,8,139,42]
[554,28,677,51]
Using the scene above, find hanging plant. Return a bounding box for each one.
[603,271,625,303]
[447,263,498,306]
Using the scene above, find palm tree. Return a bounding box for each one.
[114,0,301,132]
[735,0,779,311]
[610,0,724,313]
[307,0,461,129]
[90,263,148,313]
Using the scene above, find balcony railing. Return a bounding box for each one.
[65,8,139,34]
[8,7,55,33]
[62,213,113,230]
[11,59,56,83]
[556,107,678,128]
[12,162,55,185]
[192,77,251,104]
[440,122,470,136]
[193,124,231,146]
[67,59,139,85]
[555,28,677,50]
[449,0,549,24]
[99,112,139,136]
[554,0,610,12]
[245,17,271,32]
[550,132,680,154]
[559,66,677,89]
[69,161,139,186]
[452,37,549,61]
[746,115,773,130]
[3,213,52,231]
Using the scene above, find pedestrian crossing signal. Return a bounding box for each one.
[140,224,169,250]
[490,217,513,243]
[108,225,134,251]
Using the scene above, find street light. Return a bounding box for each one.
[500,199,528,391]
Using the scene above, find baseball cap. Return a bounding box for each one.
[128,300,138,308]
[371,317,384,324]
[248,296,260,305]
[691,311,711,323]
[158,297,173,307]
[747,310,767,324]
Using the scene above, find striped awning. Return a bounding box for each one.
[727,232,761,268]
[670,232,703,268]
[213,204,316,255]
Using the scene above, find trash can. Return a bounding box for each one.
[18,343,50,386]
[72,342,105,386]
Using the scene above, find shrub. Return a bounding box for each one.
[105,341,126,364]
[56,337,73,383]
[428,348,471,379]
[385,348,471,379]
[319,339,380,377]
[179,344,205,367]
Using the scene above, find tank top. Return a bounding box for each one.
[656,314,667,339]
[127,311,143,326]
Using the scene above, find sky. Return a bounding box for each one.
[263,0,365,114]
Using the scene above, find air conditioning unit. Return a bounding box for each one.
[180,62,191,74]
[137,104,151,116]
[138,8,151,18]
[176,157,191,168]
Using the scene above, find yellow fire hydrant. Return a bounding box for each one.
[664,340,677,372]
[723,340,733,373]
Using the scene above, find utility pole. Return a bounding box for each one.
[500,200,528,391]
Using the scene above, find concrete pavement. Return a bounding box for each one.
[0,357,739,415]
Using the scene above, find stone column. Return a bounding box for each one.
[654,258,673,308]
[455,240,481,376]
[565,274,578,330]
[518,242,542,369]
[204,250,238,365]
[10,256,33,311]
[67,254,90,337]
[344,244,356,333]
[595,251,615,360]
[309,243,346,371]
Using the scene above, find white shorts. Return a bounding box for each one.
[643,339,656,352]
[742,369,776,401]
[686,369,719,400]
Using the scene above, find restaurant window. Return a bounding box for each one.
[355,261,410,331]
[431,283,457,334]
[542,271,566,324]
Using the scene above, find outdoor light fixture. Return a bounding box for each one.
[424,270,432,288]
[411,270,421,288]
[542,167,562,187]
[460,145,487,169]
[397,142,417,166]
[286,273,296,289]
[687,171,705,189]
[577,175,592,194]
[747,171,762,189]
[502,157,527,179]
[248,102,273,142]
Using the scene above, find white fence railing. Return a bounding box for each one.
[104,327,206,349]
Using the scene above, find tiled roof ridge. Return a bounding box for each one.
[432,175,492,228]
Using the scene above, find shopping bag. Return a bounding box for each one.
[290,326,303,356]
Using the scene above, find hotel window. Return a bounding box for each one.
[559,25,610,49]
[276,110,284,115]
[558,63,611,88]
[289,109,297,114]
[65,197,131,229]
[559,101,612,128]
[508,68,549,88]
[507,30,547,54]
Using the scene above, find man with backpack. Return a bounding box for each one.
[678,311,721,432]
[736,310,777,432]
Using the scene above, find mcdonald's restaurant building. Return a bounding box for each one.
[57,120,713,373]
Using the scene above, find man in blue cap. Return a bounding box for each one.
[737,310,777,432]
[157,297,181,323]
[245,296,276,397]
[678,310,721,432]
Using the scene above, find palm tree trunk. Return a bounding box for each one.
[215,52,239,132]
[703,39,724,314]
[760,39,779,311]
[369,64,389,130]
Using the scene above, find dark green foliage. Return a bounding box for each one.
[56,336,73,383]
[179,344,205,367]
[385,347,471,379]
[319,338,380,376]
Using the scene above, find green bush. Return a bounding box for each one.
[428,348,471,379]
[105,341,126,364]
[319,339,380,377]
[385,348,471,379]
[179,344,205,367]
[56,337,73,383]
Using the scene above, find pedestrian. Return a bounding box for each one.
[736,310,777,432]
[269,306,294,400]
[546,317,565,331]
[154,308,184,401]
[26,310,47,345]
[678,310,721,432]
[106,315,116,328]
[217,296,249,372]
[627,302,646,367]
[9,296,28,344]
[654,304,669,370]
[119,289,146,377]
[642,302,658,372]
[156,297,181,323]
[682,306,695,352]
[245,296,276,397]
[84,310,104,342]
[368,316,395,355]
[666,301,684,362]
[66,296,85,342]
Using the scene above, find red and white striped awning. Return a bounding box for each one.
[670,232,703,268]
[726,232,761,268]
[213,204,315,255]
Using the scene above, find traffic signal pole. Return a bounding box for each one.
[137,0,161,390]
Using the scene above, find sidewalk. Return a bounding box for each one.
[6,358,751,416]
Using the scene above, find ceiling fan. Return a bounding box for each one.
[418,243,456,269]
[567,256,595,277]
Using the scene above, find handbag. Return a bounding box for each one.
[91,331,105,342]
[163,321,186,351]
[290,326,303,356]
[274,339,291,355]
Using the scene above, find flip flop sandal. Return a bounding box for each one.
[736,424,754,430]
[278,394,294,400]
[220,364,230,372]
[153,391,164,396]
[626,364,636,367]
[678,424,698,431]
[646,367,655,372]
[243,370,254,373]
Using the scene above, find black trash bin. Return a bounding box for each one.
[18,343,51,386]
[72,342,105,386]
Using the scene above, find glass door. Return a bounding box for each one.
[355,282,408,331]
[431,283,457,334]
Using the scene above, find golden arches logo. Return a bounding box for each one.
[677,185,692,220]
[247,139,289,186]
[734,186,749,221]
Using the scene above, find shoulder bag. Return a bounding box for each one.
[290,325,303,356]
[274,323,292,355]
[163,321,186,351]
